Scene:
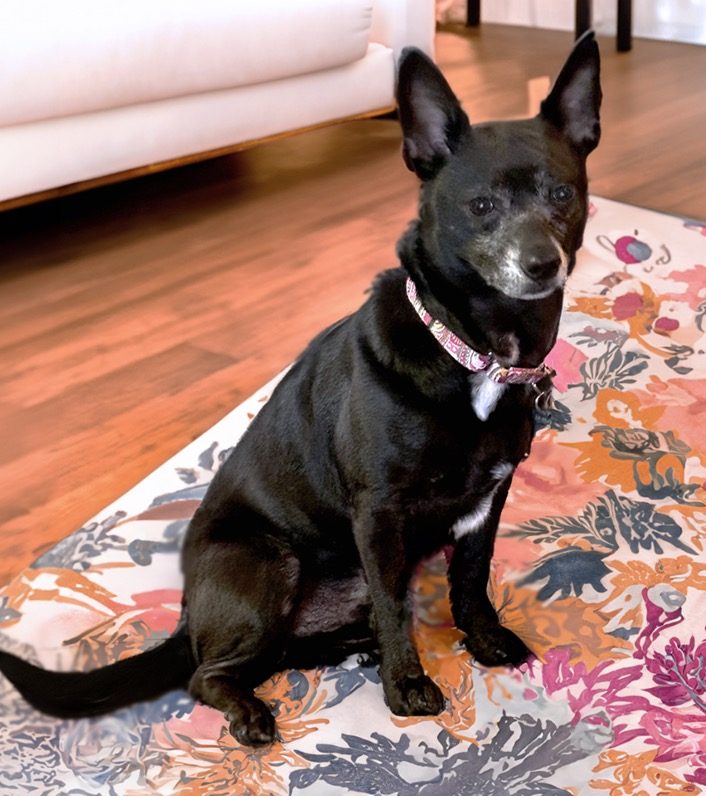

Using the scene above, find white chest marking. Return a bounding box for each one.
[471,376,506,421]
[451,462,515,540]
[451,494,495,538]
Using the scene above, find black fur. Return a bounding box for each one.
[0,35,601,747]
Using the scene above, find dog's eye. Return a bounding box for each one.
[550,185,575,204]
[469,197,494,216]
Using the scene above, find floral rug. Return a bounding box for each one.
[1,196,705,795]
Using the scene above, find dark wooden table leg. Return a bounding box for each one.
[467,0,480,27]
[575,0,592,39]
[617,0,632,51]
[464,0,629,51]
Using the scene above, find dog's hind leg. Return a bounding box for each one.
[184,529,300,746]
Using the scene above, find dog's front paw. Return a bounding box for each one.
[463,625,533,668]
[384,674,445,716]
[228,699,278,747]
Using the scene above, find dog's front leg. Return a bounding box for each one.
[449,480,533,668]
[353,501,445,716]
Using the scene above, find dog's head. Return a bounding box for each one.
[396,33,601,305]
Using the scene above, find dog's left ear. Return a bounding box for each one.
[540,31,602,155]
[396,47,470,179]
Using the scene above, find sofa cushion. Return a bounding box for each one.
[0,44,395,202]
[0,0,374,127]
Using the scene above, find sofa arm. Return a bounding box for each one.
[370,0,435,62]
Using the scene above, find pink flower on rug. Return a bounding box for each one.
[162,703,226,743]
[541,646,589,695]
[664,264,706,309]
[639,378,706,468]
[645,637,706,712]
[504,438,606,525]
[638,709,706,764]
[546,339,587,392]
[130,589,183,633]
[615,235,652,264]
[653,315,680,332]
[687,766,706,786]
[612,291,644,320]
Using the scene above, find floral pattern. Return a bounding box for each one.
[1,196,705,794]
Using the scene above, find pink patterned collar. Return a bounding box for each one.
[405,277,555,385]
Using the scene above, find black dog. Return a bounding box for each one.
[0,34,601,747]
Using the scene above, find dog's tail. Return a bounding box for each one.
[0,626,195,718]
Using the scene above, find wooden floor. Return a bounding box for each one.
[1,25,705,585]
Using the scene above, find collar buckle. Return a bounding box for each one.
[487,362,556,385]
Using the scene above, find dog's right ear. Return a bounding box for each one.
[396,48,470,180]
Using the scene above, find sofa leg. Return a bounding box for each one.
[370,109,398,122]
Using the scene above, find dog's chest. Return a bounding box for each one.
[400,450,514,562]
[400,387,534,549]
[470,375,506,421]
[410,409,529,513]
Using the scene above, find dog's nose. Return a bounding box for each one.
[520,251,562,282]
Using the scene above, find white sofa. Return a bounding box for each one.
[0,0,435,208]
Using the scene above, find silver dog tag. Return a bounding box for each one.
[532,380,555,412]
